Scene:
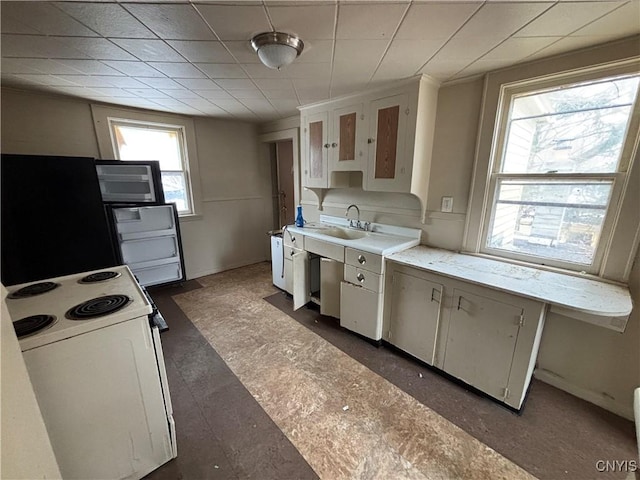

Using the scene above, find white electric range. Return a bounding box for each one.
[5,265,177,480]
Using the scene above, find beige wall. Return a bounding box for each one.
[0,88,273,279]
[1,287,61,479]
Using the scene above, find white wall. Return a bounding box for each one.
[1,287,61,479]
[0,88,273,279]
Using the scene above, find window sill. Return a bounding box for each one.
[178,213,203,222]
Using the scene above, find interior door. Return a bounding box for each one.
[276,140,295,227]
[292,251,310,310]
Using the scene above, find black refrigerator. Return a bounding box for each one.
[1,154,118,286]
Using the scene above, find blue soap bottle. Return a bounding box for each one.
[295,205,305,227]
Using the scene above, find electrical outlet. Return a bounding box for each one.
[441,196,453,213]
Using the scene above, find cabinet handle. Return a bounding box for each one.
[457,296,463,310]
[367,138,375,144]
[324,143,330,148]
[430,288,440,303]
[356,273,365,283]
[357,254,366,265]
[332,142,338,148]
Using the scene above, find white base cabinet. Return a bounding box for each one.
[384,262,546,409]
[340,282,382,340]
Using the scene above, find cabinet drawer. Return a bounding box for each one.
[344,265,382,292]
[284,231,303,249]
[305,237,344,262]
[345,248,382,274]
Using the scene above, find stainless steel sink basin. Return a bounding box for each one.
[321,227,368,240]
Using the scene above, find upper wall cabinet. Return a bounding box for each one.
[300,76,440,221]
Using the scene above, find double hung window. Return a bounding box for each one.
[481,72,639,273]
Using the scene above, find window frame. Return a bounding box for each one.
[91,105,202,219]
[463,55,640,283]
[480,72,638,273]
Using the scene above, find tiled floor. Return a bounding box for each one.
[147,262,637,480]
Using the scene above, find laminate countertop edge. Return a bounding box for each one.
[386,246,633,319]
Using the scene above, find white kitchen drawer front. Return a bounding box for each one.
[344,265,382,293]
[340,282,382,340]
[305,236,345,262]
[345,248,382,274]
[284,231,303,249]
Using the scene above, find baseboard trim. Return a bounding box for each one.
[187,257,268,280]
[534,369,634,420]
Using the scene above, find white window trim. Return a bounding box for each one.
[463,55,640,283]
[91,104,202,218]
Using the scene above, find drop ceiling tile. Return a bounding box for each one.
[239,98,276,111]
[148,62,207,78]
[241,64,289,79]
[336,3,408,40]
[330,83,370,99]
[195,90,234,101]
[195,63,248,79]
[267,5,336,40]
[571,1,640,37]
[374,39,444,81]
[263,89,298,100]
[196,5,271,41]
[54,60,124,76]
[137,77,185,89]
[419,59,473,81]
[94,76,149,88]
[54,3,156,38]
[1,10,41,35]
[84,87,139,97]
[525,35,615,60]
[271,99,300,113]
[158,88,202,99]
[333,39,388,77]
[297,40,333,63]
[56,75,116,87]
[480,36,561,62]
[111,39,185,62]
[175,78,221,90]
[102,61,167,77]
[453,59,516,79]
[167,41,235,63]
[222,41,260,63]
[296,87,329,104]
[53,37,138,61]
[1,35,89,59]
[0,58,78,75]
[395,2,481,41]
[253,78,293,90]
[178,97,219,109]
[231,89,267,99]
[14,74,79,87]
[515,2,624,37]
[149,98,190,107]
[124,88,171,99]
[124,4,216,40]
[214,79,257,90]
[287,63,332,80]
[1,2,99,37]
[212,99,255,114]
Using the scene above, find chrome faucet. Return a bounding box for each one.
[346,204,370,231]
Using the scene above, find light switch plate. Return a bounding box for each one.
[441,196,453,213]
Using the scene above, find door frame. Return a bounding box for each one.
[259,128,301,220]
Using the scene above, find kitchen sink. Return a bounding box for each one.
[321,227,368,240]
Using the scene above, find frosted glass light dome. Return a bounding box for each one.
[251,32,304,71]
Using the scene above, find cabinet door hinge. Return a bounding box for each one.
[391,274,395,285]
[518,314,525,327]
[388,330,392,340]
[503,387,510,399]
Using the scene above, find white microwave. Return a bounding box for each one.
[96,160,165,204]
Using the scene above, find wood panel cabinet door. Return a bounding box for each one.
[366,94,409,192]
[303,112,328,188]
[388,271,443,366]
[330,104,364,172]
[443,288,523,402]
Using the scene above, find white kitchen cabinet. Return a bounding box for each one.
[366,93,409,192]
[340,282,382,340]
[299,76,440,221]
[387,271,443,366]
[292,251,310,310]
[383,261,546,409]
[302,112,329,188]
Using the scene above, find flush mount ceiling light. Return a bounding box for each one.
[250,32,304,70]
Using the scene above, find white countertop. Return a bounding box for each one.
[287,215,421,256]
[387,246,632,318]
